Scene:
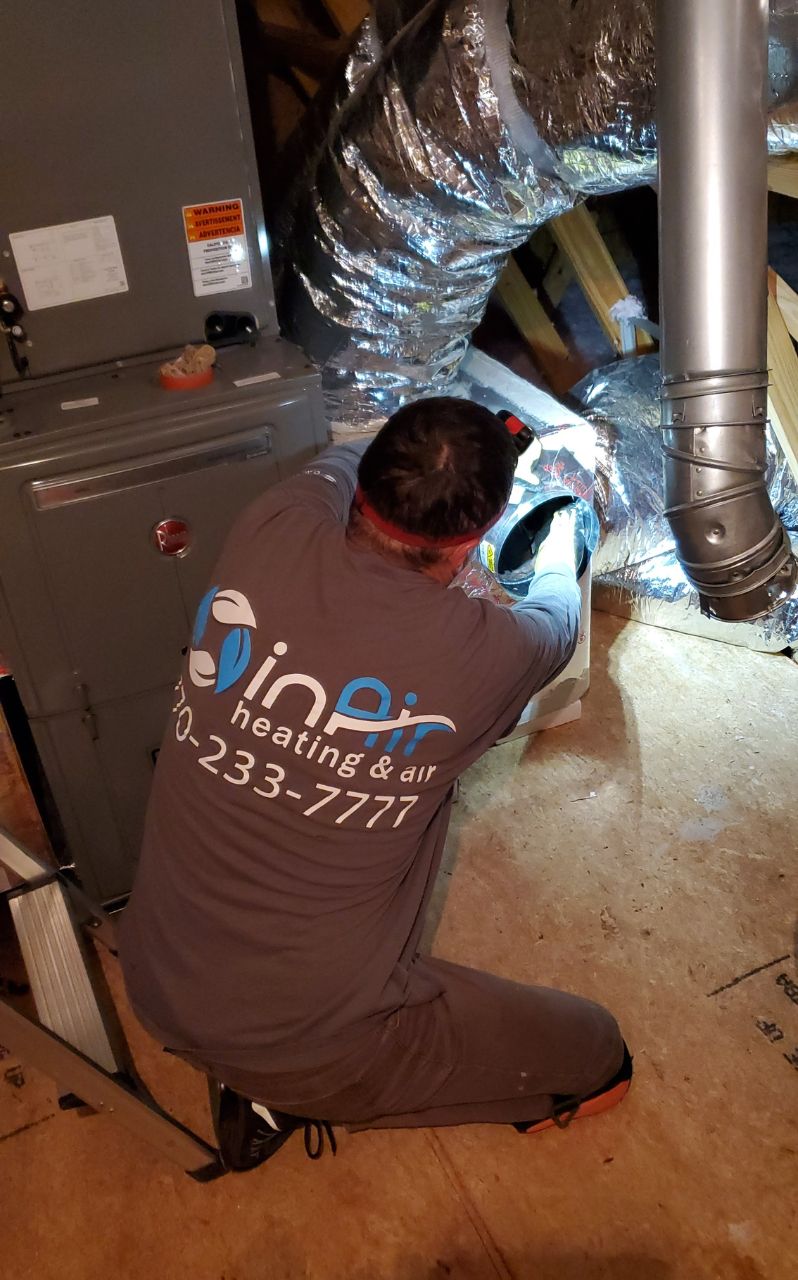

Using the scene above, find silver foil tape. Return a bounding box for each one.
[277,0,798,429]
[572,355,798,653]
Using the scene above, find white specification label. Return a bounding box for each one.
[182,199,252,297]
[10,216,129,311]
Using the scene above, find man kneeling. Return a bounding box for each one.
[120,397,631,1169]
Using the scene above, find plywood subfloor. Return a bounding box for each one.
[1,612,797,1280]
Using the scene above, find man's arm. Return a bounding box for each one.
[290,437,373,522]
[509,508,583,696]
[452,510,584,757]
[226,436,375,552]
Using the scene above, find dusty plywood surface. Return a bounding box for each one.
[0,612,796,1278]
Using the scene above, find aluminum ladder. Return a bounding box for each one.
[0,826,224,1179]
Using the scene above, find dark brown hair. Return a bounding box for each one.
[356,397,516,544]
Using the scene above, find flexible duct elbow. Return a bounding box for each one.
[278,0,798,441]
[657,0,797,620]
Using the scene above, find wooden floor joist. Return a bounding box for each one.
[549,204,656,354]
[494,257,578,397]
[767,272,798,487]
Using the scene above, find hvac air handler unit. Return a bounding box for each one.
[0,0,327,902]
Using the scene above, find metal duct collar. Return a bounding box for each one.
[479,484,599,597]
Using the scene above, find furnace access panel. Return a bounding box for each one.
[0,0,276,383]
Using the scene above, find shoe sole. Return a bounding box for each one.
[521,1076,632,1135]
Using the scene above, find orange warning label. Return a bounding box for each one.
[183,200,245,243]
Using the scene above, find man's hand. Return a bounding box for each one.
[534,506,578,577]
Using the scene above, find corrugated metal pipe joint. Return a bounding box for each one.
[661,371,796,620]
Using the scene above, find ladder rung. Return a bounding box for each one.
[9,880,121,1074]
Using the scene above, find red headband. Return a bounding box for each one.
[355,486,496,549]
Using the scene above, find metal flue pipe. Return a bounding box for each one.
[657,0,796,620]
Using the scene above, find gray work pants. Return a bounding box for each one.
[189,957,624,1130]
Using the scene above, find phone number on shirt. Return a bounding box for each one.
[173,701,419,830]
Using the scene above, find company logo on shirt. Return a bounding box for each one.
[188,586,456,757]
[189,588,256,693]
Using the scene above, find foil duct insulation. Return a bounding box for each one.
[277,0,798,429]
[572,355,798,654]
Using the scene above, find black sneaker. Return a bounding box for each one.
[208,1080,337,1172]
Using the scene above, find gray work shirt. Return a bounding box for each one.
[120,443,581,1071]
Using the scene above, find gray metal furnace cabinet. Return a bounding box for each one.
[0,340,327,902]
[1,0,277,384]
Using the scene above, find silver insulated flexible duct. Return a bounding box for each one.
[278,0,797,430]
[657,0,797,621]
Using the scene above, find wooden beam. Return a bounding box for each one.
[767,278,798,487]
[253,0,320,97]
[494,257,579,397]
[768,156,798,199]
[318,0,369,36]
[549,205,655,354]
[771,269,798,345]
[259,22,346,80]
[540,245,574,308]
